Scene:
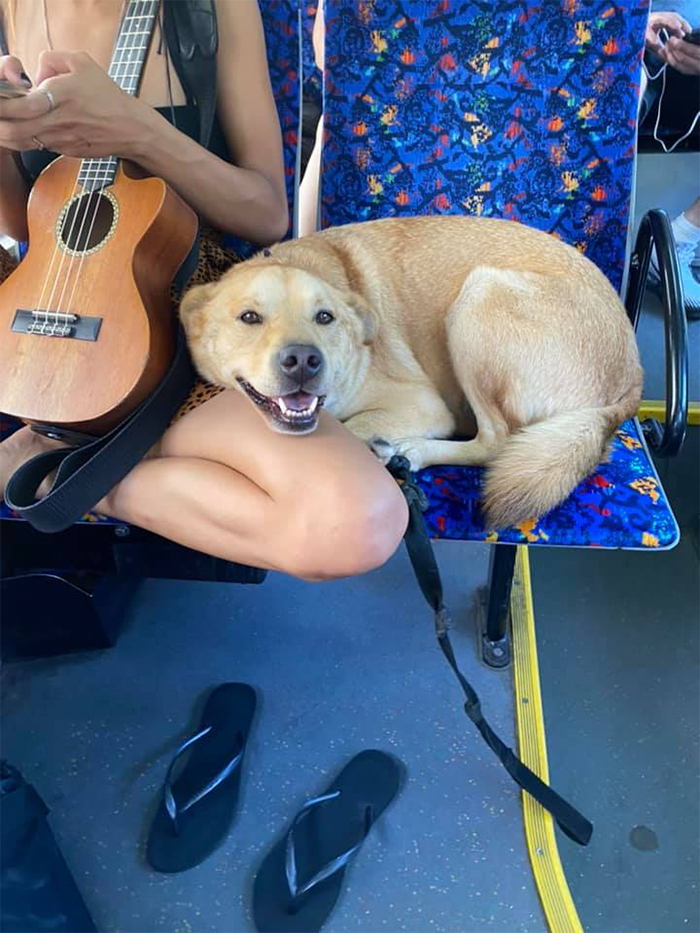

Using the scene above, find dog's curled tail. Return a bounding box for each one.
[483,404,630,529]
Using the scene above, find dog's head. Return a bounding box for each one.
[180,258,376,434]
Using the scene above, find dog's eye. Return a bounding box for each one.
[315,310,334,325]
[239,310,263,325]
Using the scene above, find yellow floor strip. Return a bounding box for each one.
[639,400,700,426]
[511,546,583,933]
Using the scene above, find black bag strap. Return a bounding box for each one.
[4,327,194,533]
[0,14,8,56]
[387,456,593,847]
[162,0,218,149]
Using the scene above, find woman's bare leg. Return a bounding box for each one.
[94,389,409,581]
[0,426,65,499]
[0,391,408,580]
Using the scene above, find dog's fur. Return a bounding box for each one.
[180,216,643,527]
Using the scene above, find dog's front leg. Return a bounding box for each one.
[343,404,455,470]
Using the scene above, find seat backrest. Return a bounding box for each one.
[226,0,302,256]
[258,0,303,240]
[321,0,648,293]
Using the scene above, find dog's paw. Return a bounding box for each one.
[394,443,427,471]
[368,437,428,471]
[367,436,397,465]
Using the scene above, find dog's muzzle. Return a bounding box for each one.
[236,379,326,433]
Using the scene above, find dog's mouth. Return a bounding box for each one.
[237,379,326,432]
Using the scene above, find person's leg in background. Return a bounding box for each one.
[662,196,700,315]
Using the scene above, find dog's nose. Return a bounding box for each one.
[278,344,324,381]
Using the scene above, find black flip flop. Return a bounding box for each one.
[146,682,256,873]
[253,749,403,932]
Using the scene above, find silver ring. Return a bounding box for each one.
[31,135,46,151]
[44,89,56,113]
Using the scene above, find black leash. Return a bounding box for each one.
[387,455,592,846]
[5,327,194,534]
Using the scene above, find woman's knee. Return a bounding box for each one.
[288,472,409,582]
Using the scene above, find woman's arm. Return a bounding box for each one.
[0,1,288,244]
[130,0,289,242]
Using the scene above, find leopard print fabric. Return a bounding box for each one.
[170,228,240,422]
[0,243,16,281]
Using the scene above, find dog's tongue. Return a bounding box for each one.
[280,391,316,411]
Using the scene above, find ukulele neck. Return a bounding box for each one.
[78,0,160,193]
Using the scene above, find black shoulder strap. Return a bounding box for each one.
[4,328,194,533]
[0,9,9,55]
[162,0,218,149]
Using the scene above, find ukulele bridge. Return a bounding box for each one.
[11,310,102,341]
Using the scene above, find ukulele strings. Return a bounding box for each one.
[35,0,130,330]
[47,0,153,323]
[32,0,134,331]
[32,149,85,332]
[53,0,153,325]
[36,0,152,332]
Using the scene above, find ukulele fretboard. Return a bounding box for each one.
[78,0,159,192]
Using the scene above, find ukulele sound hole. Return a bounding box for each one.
[58,190,118,255]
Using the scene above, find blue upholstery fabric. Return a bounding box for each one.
[225,0,301,255]
[321,0,679,550]
[258,0,301,231]
[302,1,323,105]
[322,0,648,293]
[418,419,678,549]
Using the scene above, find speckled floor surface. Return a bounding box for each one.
[1,541,546,933]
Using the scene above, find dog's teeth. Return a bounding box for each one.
[278,396,319,419]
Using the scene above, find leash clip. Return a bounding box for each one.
[387,455,429,512]
[435,606,450,637]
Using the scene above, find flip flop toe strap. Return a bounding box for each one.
[163,726,245,834]
[285,790,373,910]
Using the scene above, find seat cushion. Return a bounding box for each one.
[0,417,679,547]
[417,419,679,549]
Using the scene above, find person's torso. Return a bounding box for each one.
[0,0,229,183]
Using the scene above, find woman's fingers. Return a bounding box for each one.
[0,55,31,86]
[35,50,92,86]
[0,85,57,122]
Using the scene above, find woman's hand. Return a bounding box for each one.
[0,53,33,93]
[0,50,151,157]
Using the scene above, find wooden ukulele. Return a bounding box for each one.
[0,0,198,436]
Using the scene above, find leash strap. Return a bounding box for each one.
[387,456,593,846]
[5,327,194,534]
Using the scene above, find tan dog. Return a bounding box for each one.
[180,216,642,527]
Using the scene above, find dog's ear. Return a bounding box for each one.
[346,291,377,345]
[179,281,218,335]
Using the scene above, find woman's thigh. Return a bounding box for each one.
[158,388,401,506]
[141,388,409,577]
